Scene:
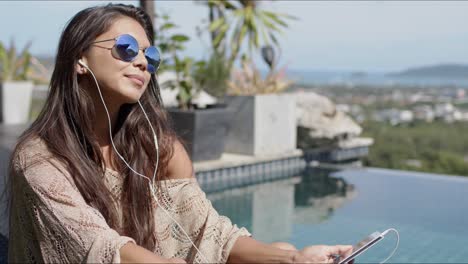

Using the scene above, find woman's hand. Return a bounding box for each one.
[293,245,353,263]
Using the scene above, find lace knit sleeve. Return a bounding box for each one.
[8,147,135,263]
[154,179,252,264]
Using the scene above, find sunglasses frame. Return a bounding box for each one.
[91,34,160,73]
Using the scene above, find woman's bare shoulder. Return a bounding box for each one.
[166,139,195,180]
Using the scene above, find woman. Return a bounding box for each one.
[8,4,352,263]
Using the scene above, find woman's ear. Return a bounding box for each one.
[76,58,88,75]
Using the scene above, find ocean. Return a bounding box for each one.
[285,70,468,88]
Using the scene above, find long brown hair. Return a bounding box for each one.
[8,4,175,250]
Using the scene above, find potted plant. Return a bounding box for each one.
[0,40,34,124]
[155,14,232,162]
[224,53,297,156]
[203,1,298,156]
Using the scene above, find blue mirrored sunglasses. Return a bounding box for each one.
[91,34,160,73]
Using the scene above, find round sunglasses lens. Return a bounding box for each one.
[144,46,160,73]
[114,34,139,62]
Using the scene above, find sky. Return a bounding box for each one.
[1,1,468,72]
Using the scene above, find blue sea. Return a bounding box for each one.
[285,70,468,87]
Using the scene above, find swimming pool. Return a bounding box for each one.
[208,167,468,263]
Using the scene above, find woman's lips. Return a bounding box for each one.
[125,74,145,86]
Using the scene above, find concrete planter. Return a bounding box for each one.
[168,106,231,162]
[225,94,297,156]
[0,81,34,124]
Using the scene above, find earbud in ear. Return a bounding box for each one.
[77,60,89,74]
[78,60,86,67]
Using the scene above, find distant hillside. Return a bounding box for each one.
[388,64,468,78]
[35,55,55,69]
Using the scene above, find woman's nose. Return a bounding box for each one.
[132,50,148,72]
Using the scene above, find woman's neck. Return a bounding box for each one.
[81,79,122,169]
[82,79,121,147]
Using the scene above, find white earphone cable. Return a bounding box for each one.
[81,62,209,263]
[380,228,399,264]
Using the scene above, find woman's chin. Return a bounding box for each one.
[120,90,144,104]
[125,96,142,104]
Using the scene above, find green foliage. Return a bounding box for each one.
[454,101,468,110]
[154,13,196,109]
[154,13,190,73]
[0,40,50,84]
[192,51,231,98]
[363,121,468,176]
[155,12,232,107]
[0,39,32,81]
[204,0,297,69]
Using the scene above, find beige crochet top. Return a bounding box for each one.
[8,138,251,263]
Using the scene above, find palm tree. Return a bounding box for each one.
[202,0,296,69]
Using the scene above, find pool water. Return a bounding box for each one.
[208,167,468,263]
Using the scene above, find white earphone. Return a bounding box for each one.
[77,60,208,263]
